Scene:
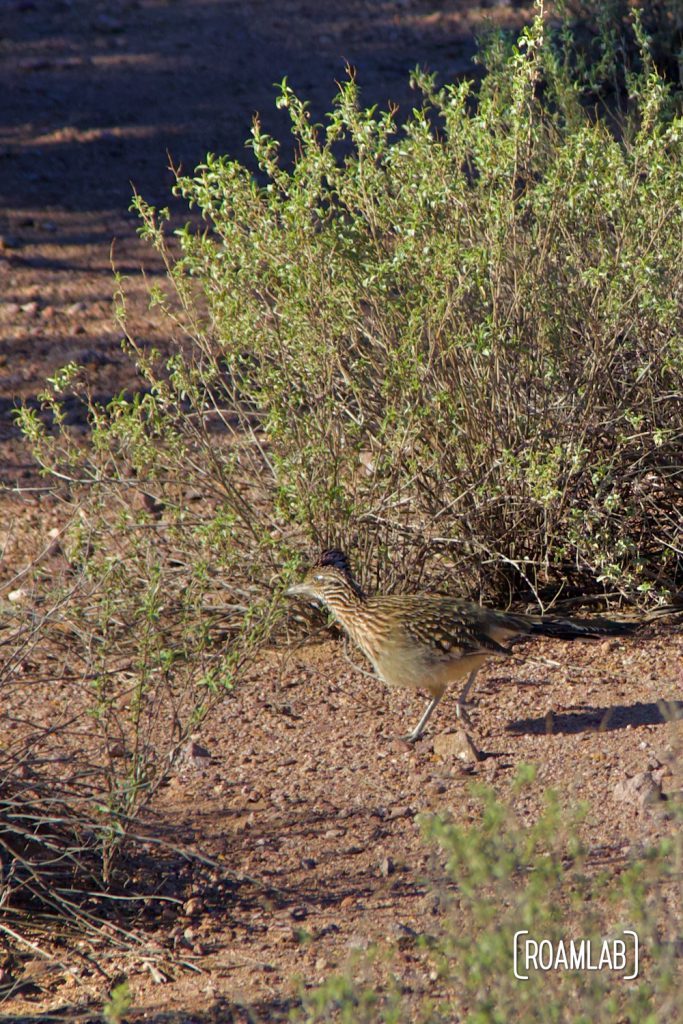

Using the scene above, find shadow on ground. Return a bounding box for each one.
[1,0,488,214]
[507,700,683,736]
[4,1000,296,1023]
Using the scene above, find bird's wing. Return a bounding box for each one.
[385,596,513,656]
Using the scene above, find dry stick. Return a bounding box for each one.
[511,653,618,679]
[0,922,77,979]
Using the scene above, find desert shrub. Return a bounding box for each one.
[17,9,683,617]
[3,355,283,971]
[299,767,683,1023]
[559,0,683,87]
[119,8,681,602]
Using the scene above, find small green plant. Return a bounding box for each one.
[422,774,680,1021]
[300,768,683,1023]
[103,979,132,1024]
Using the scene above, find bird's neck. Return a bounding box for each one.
[325,591,378,660]
[325,587,364,623]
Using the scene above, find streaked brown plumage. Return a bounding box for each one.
[286,549,637,742]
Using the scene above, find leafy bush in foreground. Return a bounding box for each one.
[300,768,683,1023]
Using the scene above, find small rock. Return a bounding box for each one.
[177,739,212,769]
[183,897,203,917]
[379,856,395,877]
[7,588,27,603]
[613,772,663,813]
[388,921,419,950]
[358,450,376,475]
[433,729,482,763]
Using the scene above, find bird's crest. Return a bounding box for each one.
[315,548,365,598]
[317,548,353,575]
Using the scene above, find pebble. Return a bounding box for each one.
[177,739,212,769]
[183,897,203,917]
[379,855,396,877]
[613,771,663,813]
[433,729,482,763]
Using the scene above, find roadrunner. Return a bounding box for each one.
[286,549,637,743]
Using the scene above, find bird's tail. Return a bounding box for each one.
[534,616,638,639]
[512,613,639,641]
[525,599,683,640]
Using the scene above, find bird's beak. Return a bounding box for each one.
[285,582,308,598]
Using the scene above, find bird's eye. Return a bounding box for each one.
[315,573,324,582]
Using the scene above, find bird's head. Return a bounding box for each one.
[286,548,365,609]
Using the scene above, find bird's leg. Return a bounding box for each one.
[404,693,443,744]
[455,669,479,727]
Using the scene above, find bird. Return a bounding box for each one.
[286,548,638,743]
